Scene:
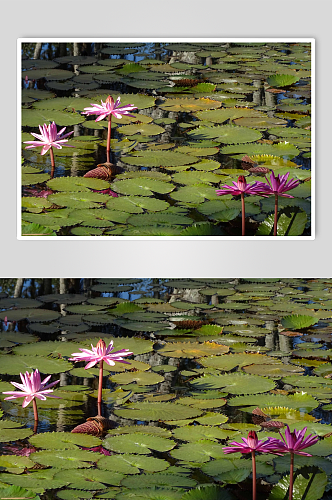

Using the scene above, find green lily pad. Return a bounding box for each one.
[0,354,72,375]
[22,109,85,127]
[187,124,262,143]
[103,433,176,454]
[30,449,98,468]
[111,178,175,197]
[121,150,198,167]
[29,431,102,449]
[97,454,169,473]
[114,402,203,421]
[47,177,110,192]
[190,372,275,393]
[269,466,327,500]
[256,208,307,236]
[106,196,169,213]
[110,371,164,386]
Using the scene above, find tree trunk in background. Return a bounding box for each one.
[42,279,53,295]
[33,43,42,59]
[67,279,81,294]
[59,278,66,295]
[59,43,67,57]
[14,279,24,298]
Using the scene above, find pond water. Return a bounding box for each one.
[21,41,312,237]
[0,278,331,500]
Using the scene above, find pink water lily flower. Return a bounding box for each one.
[223,430,280,455]
[24,121,74,155]
[3,369,60,408]
[258,171,300,198]
[268,425,319,456]
[216,175,265,197]
[82,95,137,122]
[70,340,133,369]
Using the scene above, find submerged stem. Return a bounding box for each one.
[251,450,256,500]
[274,193,278,236]
[289,452,294,500]
[97,359,103,416]
[241,192,245,236]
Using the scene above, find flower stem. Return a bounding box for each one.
[106,114,112,163]
[251,450,256,500]
[289,452,294,500]
[241,192,245,236]
[49,147,55,179]
[97,360,103,416]
[32,398,38,422]
[274,193,278,236]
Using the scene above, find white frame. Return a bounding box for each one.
[18,38,315,240]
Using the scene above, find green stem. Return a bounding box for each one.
[251,450,256,500]
[274,193,278,236]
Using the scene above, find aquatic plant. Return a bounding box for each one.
[23,122,74,178]
[216,175,265,235]
[82,95,137,162]
[257,171,300,236]
[269,425,319,500]
[70,339,133,414]
[2,369,60,423]
[223,430,279,500]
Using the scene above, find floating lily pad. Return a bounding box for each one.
[30,449,97,468]
[190,372,275,393]
[0,355,72,375]
[121,150,198,167]
[187,124,262,143]
[114,402,203,421]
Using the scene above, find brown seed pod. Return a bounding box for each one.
[260,420,285,429]
[171,319,211,330]
[247,166,270,174]
[84,163,115,181]
[71,416,115,436]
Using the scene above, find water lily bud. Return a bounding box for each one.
[96,339,106,351]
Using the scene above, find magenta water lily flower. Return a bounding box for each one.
[24,121,74,156]
[216,175,265,197]
[223,430,278,455]
[216,176,264,236]
[269,425,319,457]
[3,369,60,422]
[255,171,300,236]
[258,171,300,199]
[70,339,133,415]
[70,339,132,369]
[268,426,319,500]
[223,431,279,500]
